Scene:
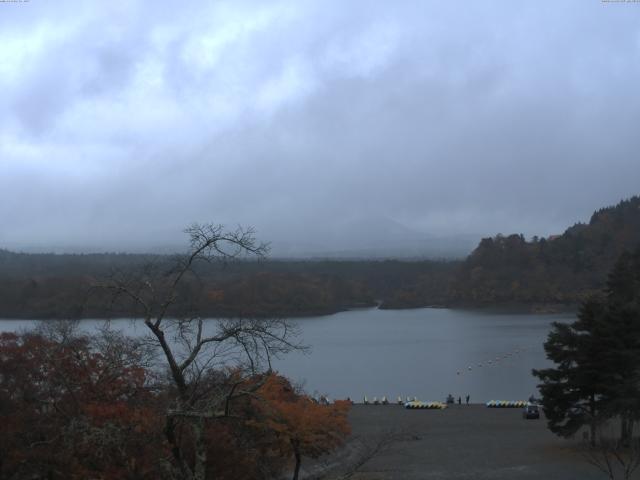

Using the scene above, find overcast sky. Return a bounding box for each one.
[1,0,639,255]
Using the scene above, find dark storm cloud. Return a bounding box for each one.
[1,0,639,254]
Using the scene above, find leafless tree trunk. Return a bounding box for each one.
[292,439,302,480]
[93,223,302,480]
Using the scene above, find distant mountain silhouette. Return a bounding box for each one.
[269,215,478,259]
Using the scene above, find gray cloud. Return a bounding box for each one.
[1,0,639,255]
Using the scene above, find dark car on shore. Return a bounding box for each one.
[523,404,540,419]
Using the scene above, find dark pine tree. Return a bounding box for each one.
[598,249,640,444]
[533,246,640,446]
[533,299,609,446]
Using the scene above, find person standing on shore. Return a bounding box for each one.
[466,395,470,405]
[458,396,461,404]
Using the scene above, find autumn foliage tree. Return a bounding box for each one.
[251,374,351,480]
[1,225,353,480]
[0,327,160,479]
[0,331,351,480]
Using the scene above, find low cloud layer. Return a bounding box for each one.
[1,1,639,255]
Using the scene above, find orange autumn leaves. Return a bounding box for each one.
[0,332,351,480]
[0,331,161,480]
[250,374,351,476]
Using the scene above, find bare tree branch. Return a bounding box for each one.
[87,223,300,480]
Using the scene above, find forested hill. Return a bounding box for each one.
[448,196,640,308]
[0,196,639,318]
[0,250,455,318]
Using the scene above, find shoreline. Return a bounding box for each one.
[0,303,578,322]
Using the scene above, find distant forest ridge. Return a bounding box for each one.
[449,196,640,309]
[0,196,639,318]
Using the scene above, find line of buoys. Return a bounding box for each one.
[405,401,447,410]
[453,346,531,377]
[486,400,528,408]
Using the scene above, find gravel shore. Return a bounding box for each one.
[310,404,619,480]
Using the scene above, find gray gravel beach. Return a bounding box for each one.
[309,404,630,480]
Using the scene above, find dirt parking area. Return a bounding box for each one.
[307,404,626,480]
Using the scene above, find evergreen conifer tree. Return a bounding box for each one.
[533,247,640,446]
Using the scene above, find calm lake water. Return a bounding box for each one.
[0,308,574,403]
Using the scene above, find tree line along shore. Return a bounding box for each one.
[0,196,638,319]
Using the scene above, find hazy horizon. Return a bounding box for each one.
[1,1,639,256]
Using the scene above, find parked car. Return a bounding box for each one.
[523,404,540,419]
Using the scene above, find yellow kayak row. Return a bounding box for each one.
[486,400,529,408]
[405,401,448,410]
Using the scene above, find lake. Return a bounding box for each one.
[0,307,573,403]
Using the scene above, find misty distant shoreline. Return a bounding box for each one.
[0,196,638,320]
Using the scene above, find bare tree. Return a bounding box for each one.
[94,223,302,480]
[582,426,640,480]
